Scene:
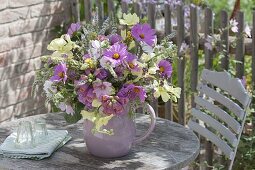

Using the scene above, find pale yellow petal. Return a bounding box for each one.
[80,110,96,122]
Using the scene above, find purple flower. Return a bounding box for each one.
[124,53,139,71]
[77,84,95,110]
[118,84,147,102]
[109,34,122,45]
[101,95,129,116]
[158,60,172,78]
[67,70,77,80]
[103,43,128,67]
[50,62,68,83]
[93,80,113,98]
[94,68,108,80]
[131,23,156,46]
[67,22,81,36]
[83,53,91,60]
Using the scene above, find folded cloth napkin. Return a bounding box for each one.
[0,130,71,160]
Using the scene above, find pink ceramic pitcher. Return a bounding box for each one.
[83,103,156,158]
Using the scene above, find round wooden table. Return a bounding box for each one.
[0,113,199,170]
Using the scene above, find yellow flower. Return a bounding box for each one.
[80,110,96,122]
[153,80,171,102]
[119,13,139,26]
[47,34,78,58]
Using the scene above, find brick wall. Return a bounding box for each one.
[0,0,71,122]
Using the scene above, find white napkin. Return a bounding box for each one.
[0,130,71,160]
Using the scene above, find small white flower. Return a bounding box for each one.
[244,24,251,38]
[43,80,57,97]
[230,19,238,33]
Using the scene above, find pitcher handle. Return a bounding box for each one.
[133,103,156,144]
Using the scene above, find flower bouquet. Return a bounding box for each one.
[34,13,181,158]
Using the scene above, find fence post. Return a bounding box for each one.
[96,0,104,26]
[204,8,213,69]
[84,0,91,22]
[107,0,114,17]
[204,7,213,170]
[121,1,128,14]
[176,5,185,125]
[164,3,172,120]
[252,11,255,126]
[148,2,156,29]
[220,10,229,71]
[236,11,245,79]
[190,5,198,109]
[70,0,80,22]
[133,2,141,18]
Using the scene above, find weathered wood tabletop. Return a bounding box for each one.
[0,113,199,170]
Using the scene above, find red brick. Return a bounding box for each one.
[9,14,66,36]
[0,51,13,67]
[0,71,36,95]
[0,86,32,108]
[0,1,8,11]
[30,1,66,17]
[0,57,42,81]
[0,105,14,122]
[0,29,56,53]
[0,24,9,38]
[9,0,43,8]
[0,7,29,24]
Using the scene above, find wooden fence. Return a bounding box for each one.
[70,0,255,168]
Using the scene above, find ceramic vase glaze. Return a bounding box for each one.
[83,103,156,158]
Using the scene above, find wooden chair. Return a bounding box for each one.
[187,69,251,170]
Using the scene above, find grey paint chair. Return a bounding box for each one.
[187,69,251,170]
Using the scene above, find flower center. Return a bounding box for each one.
[58,72,64,78]
[133,87,140,93]
[139,34,145,39]
[113,53,120,59]
[128,62,135,69]
[159,66,165,73]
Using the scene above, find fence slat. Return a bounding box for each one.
[96,0,104,26]
[236,11,245,79]
[121,1,128,14]
[148,2,155,29]
[164,3,172,120]
[252,11,255,92]
[164,3,172,35]
[204,8,213,69]
[190,5,198,108]
[177,5,185,125]
[71,0,80,22]
[133,2,141,17]
[107,0,114,17]
[84,0,91,22]
[220,10,229,71]
[204,7,214,169]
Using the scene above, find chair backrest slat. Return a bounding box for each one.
[191,108,238,146]
[188,120,235,160]
[188,69,251,170]
[201,69,250,107]
[195,96,241,133]
[197,83,245,119]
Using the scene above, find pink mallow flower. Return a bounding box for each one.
[131,23,156,46]
[101,95,129,116]
[77,84,95,110]
[158,60,173,78]
[93,80,114,98]
[118,84,147,102]
[50,62,68,83]
[58,102,75,115]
